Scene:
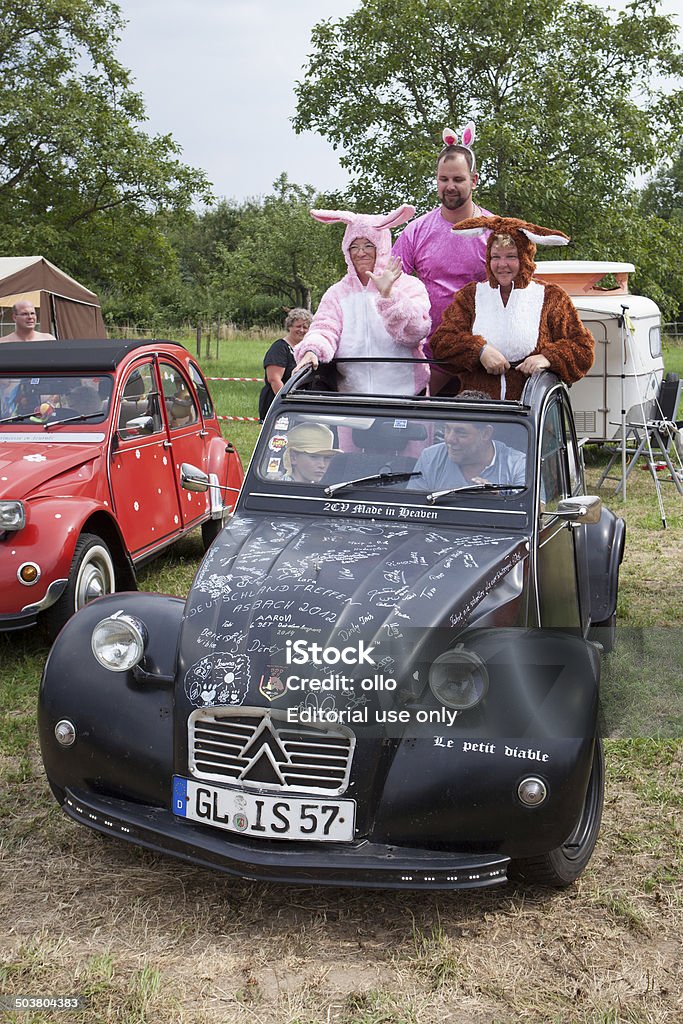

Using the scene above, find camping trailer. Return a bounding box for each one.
[534,261,663,441]
[0,256,107,340]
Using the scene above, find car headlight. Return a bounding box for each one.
[0,500,26,531]
[91,613,148,672]
[429,645,488,710]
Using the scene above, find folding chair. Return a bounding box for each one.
[598,373,683,495]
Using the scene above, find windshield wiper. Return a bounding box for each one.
[0,413,34,425]
[43,412,103,430]
[324,470,421,496]
[426,482,526,505]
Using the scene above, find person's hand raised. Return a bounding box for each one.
[368,256,402,298]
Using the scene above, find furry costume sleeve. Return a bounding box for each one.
[375,273,431,347]
[430,282,487,369]
[293,285,343,364]
[430,281,594,400]
[537,283,594,383]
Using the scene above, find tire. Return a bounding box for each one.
[43,533,116,638]
[509,738,604,888]
[201,515,224,551]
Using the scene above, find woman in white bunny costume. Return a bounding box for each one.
[294,205,431,395]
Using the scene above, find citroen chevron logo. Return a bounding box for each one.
[238,716,291,785]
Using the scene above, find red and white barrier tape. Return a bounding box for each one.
[218,415,261,422]
[206,376,261,382]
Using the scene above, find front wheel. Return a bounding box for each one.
[43,533,116,638]
[509,738,604,888]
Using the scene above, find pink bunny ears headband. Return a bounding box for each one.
[440,121,476,171]
[442,122,475,149]
[438,123,475,173]
[309,204,415,230]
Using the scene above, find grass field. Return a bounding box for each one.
[0,337,681,1023]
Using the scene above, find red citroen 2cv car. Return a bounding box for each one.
[0,339,243,635]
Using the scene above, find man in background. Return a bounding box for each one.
[1,300,55,342]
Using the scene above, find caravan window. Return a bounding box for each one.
[649,325,662,358]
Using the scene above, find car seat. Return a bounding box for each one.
[324,419,427,485]
[118,372,148,429]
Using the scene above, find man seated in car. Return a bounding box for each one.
[67,384,103,416]
[408,391,526,491]
[282,424,341,484]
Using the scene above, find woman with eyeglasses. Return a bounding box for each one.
[294,206,431,396]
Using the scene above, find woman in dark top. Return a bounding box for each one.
[258,308,312,420]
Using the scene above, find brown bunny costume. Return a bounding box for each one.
[430,216,594,400]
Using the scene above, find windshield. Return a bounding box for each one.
[0,374,113,425]
[256,411,529,498]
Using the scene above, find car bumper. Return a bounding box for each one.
[0,577,67,631]
[62,787,510,890]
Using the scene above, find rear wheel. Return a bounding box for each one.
[509,738,604,888]
[43,533,116,638]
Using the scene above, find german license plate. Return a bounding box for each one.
[172,777,355,842]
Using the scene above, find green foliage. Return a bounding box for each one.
[294,0,683,316]
[0,0,211,300]
[210,174,346,323]
[638,143,683,317]
[641,143,683,225]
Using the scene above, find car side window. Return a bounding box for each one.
[159,362,199,430]
[563,402,582,495]
[189,362,214,418]
[118,363,162,436]
[540,400,567,512]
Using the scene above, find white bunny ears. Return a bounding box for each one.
[442,121,476,149]
[451,215,570,248]
[310,204,416,230]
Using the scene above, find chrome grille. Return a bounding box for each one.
[188,707,355,796]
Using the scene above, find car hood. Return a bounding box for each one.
[179,513,528,711]
[0,439,102,499]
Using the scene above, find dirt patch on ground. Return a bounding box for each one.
[1,747,681,1024]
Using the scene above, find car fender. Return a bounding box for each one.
[206,436,244,513]
[38,592,184,806]
[4,498,125,604]
[373,628,601,855]
[584,508,625,623]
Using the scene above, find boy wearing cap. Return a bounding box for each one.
[283,424,342,484]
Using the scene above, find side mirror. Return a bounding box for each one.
[120,416,154,437]
[544,494,602,525]
[181,463,209,492]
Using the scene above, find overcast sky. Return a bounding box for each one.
[115,0,682,205]
[116,0,358,203]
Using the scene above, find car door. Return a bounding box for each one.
[535,394,583,629]
[157,359,211,529]
[109,359,183,557]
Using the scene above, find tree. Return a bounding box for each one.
[293,0,683,242]
[210,175,345,324]
[0,0,211,296]
[640,145,683,226]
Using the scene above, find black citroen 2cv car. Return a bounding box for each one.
[39,365,624,889]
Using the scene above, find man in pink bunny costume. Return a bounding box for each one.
[294,204,431,395]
